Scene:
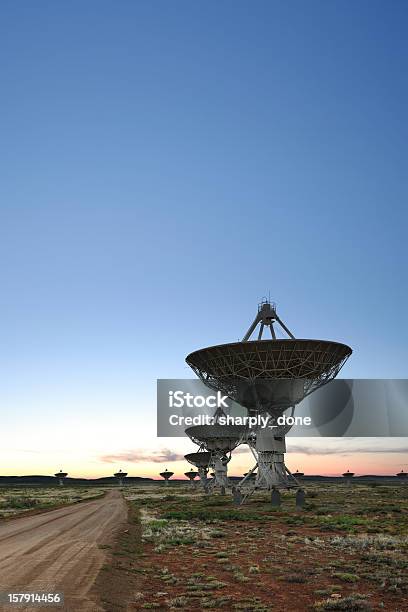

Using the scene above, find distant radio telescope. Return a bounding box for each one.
[114,469,127,486]
[54,470,68,487]
[185,451,212,493]
[342,469,355,485]
[184,468,198,484]
[160,468,174,485]
[185,424,246,494]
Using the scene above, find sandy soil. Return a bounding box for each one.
[0,490,127,612]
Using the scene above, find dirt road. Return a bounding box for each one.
[0,490,127,612]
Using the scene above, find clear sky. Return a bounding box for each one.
[1,1,407,478]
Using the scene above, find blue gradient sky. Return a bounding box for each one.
[1,1,407,477]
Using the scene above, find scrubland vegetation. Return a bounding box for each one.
[0,487,105,517]
[112,483,408,611]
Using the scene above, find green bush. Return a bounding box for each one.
[2,497,40,509]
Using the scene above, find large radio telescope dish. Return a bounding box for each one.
[186,338,351,407]
[186,301,351,410]
[185,424,247,452]
[185,451,212,468]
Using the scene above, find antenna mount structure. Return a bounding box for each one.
[242,300,295,341]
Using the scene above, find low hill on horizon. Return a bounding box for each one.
[0,474,404,486]
[0,475,154,485]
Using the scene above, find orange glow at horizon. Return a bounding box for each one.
[1,450,407,480]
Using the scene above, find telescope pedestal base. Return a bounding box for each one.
[198,467,210,493]
[212,458,229,492]
[255,451,298,490]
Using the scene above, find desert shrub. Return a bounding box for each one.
[317,515,369,531]
[2,497,40,509]
[201,596,232,608]
[148,519,168,532]
[284,573,307,583]
[331,534,408,552]
[332,572,360,583]
[168,596,189,608]
[313,595,371,610]
[233,571,249,583]
[209,529,226,538]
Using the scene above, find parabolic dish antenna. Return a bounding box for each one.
[185,451,212,468]
[160,469,174,479]
[54,470,68,486]
[184,469,198,480]
[185,424,247,452]
[184,451,212,492]
[186,339,351,409]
